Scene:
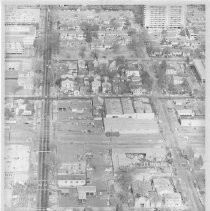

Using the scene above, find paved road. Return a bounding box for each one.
[157,98,204,211]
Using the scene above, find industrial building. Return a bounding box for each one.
[144,5,186,30]
[104,118,159,134]
[5,144,30,184]
[104,97,155,120]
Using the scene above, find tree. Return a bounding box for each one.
[33,31,60,55]
[128,34,145,58]
[186,56,190,65]
[182,78,189,88]
[26,103,35,114]
[112,42,120,53]
[11,85,23,96]
[5,108,14,120]
[179,28,187,36]
[194,155,204,169]
[132,6,145,26]
[55,78,62,87]
[160,60,167,72]
[79,49,85,59]
[33,73,42,88]
[141,70,153,90]
[124,18,131,29]
[90,50,98,59]
[162,47,171,56]
[168,82,175,93]
[80,22,99,43]
[128,28,137,36]
[116,203,123,211]
[146,45,154,55]
[109,18,120,29]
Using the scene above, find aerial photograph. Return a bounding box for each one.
[4,4,205,211]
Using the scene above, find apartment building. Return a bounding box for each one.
[144,5,186,30]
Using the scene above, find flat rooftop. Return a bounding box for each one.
[5,144,30,173]
[105,98,123,115]
[104,118,159,134]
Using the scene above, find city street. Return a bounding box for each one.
[156,97,204,211]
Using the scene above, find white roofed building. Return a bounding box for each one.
[5,145,30,185]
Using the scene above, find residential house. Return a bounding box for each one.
[18,77,33,90]
[188,28,198,40]
[57,174,86,188]
[173,75,183,85]
[98,58,109,66]
[60,30,84,41]
[109,60,117,72]
[90,41,105,50]
[126,68,140,78]
[131,86,143,96]
[172,50,183,57]
[102,81,111,93]
[92,80,101,94]
[80,86,89,96]
[60,78,75,93]
[135,196,151,208]
[98,31,106,39]
[93,59,99,68]
[85,76,92,86]
[67,61,78,76]
[103,38,113,49]
[78,60,86,71]
[74,87,80,96]
[166,67,177,75]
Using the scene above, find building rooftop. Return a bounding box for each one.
[5,144,30,173]
[57,174,86,181]
[104,118,159,134]
[121,98,134,114]
[5,6,40,24]
[105,98,123,115]
[77,185,96,193]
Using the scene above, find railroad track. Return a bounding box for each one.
[37,6,52,211]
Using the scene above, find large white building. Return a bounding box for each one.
[144,5,186,30]
[5,145,30,185]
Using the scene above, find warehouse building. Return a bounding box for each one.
[105,97,155,120]
[105,98,123,118]
[5,144,30,185]
[104,118,159,134]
